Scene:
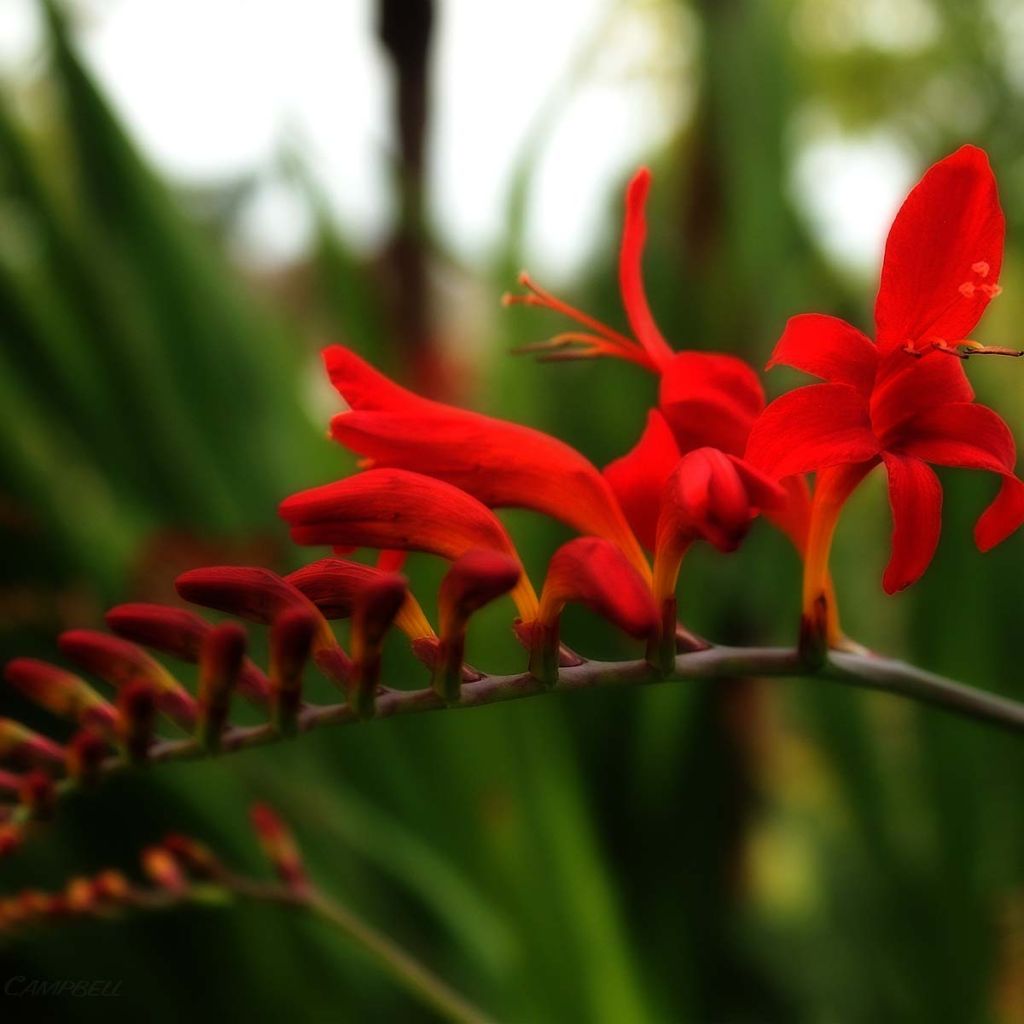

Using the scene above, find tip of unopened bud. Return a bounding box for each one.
[271,608,318,679]
[160,834,223,880]
[141,846,188,894]
[249,803,308,891]
[66,729,109,784]
[117,681,157,762]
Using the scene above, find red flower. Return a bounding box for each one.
[747,145,1024,623]
[322,345,649,581]
[507,167,811,554]
[280,467,540,620]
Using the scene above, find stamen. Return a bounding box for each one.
[504,270,655,369]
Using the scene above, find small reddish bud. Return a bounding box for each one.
[433,550,520,703]
[4,658,119,736]
[348,575,407,719]
[197,624,246,751]
[141,845,188,894]
[19,770,56,820]
[92,869,131,905]
[0,718,65,768]
[286,558,435,643]
[175,567,348,689]
[58,630,198,730]
[116,681,157,763]
[270,609,317,735]
[65,876,96,913]
[65,728,109,786]
[160,834,224,880]
[107,602,271,705]
[528,538,658,684]
[250,802,307,892]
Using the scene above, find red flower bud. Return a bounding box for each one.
[526,538,658,683]
[58,630,198,730]
[432,550,520,702]
[347,574,407,719]
[269,608,318,734]
[160,834,224,880]
[196,624,246,750]
[0,719,65,768]
[141,845,188,894]
[250,802,307,892]
[286,558,434,639]
[280,468,539,620]
[106,603,271,704]
[116,681,157,763]
[175,567,349,687]
[4,658,119,737]
[65,728,110,785]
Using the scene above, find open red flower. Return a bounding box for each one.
[747,145,1024,621]
[506,166,811,554]
[322,345,649,581]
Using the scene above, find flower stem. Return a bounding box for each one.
[300,887,495,1024]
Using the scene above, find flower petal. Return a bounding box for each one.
[745,383,879,478]
[881,453,942,593]
[976,475,1024,551]
[875,145,1005,352]
[870,349,974,439]
[659,351,765,456]
[538,537,658,638]
[895,401,1016,474]
[279,468,539,619]
[326,347,649,580]
[602,410,680,551]
[767,314,877,394]
[619,168,675,369]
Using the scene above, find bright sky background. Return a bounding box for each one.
[0,0,915,278]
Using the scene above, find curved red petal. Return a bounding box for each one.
[870,350,974,440]
[659,351,764,456]
[322,345,425,412]
[894,402,1016,474]
[619,168,674,369]
[280,469,538,618]
[875,145,1004,352]
[329,406,648,580]
[602,410,680,551]
[881,453,942,593]
[976,475,1024,551]
[767,314,877,393]
[539,537,658,638]
[745,383,879,478]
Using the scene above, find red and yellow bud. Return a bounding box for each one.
[348,574,408,719]
[280,468,540,620]
[160,834,224,881]
[0,718,65,768]
[141,845,188,895]
[196,623,246,751]
[286,557,434,641]
[106,603,270,705]
[174,567,349,688]
[116,681,157,763]
[65,728,110,785]
[269,608,317,734]
[433,550,520,703]
[4,658,118,737]
[250,802,307,892]
[526,538,658,684]
[58,630,197,730]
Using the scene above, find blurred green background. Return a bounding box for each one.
[2,0,1024,1020]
